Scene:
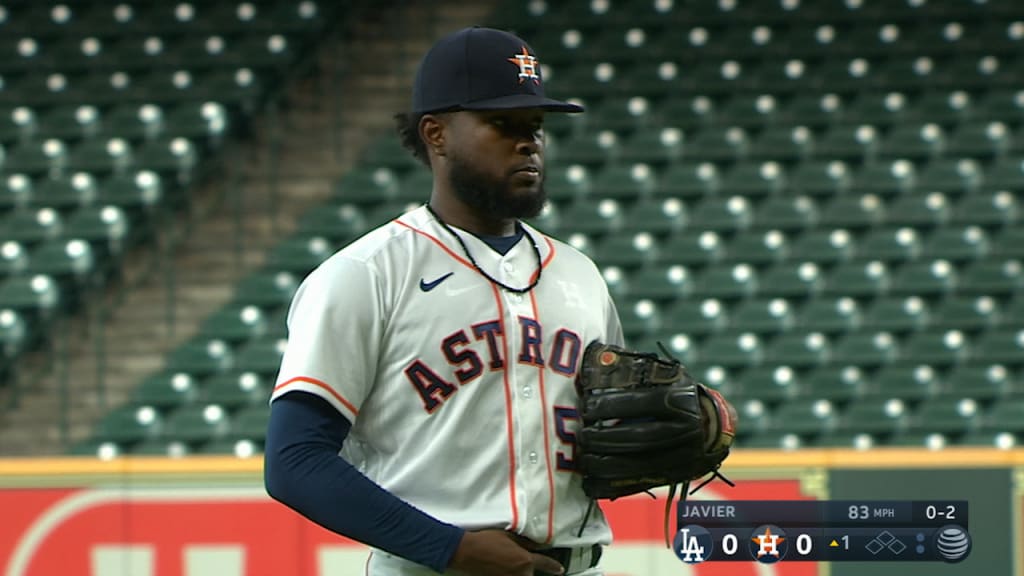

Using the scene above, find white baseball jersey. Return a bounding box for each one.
[271,205,623,551]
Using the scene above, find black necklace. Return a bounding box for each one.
[424,203,543,294]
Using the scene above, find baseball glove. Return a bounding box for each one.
[575,341,737,500]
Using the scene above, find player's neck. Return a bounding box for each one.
[426,195,517,237]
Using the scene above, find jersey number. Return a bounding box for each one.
[554,406,579,471]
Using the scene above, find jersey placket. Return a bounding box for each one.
[498,248,554,540]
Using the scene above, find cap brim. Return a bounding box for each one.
[460,94,585,113]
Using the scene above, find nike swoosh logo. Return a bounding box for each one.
[419,272,454,292]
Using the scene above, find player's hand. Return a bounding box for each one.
[449,529,565,576]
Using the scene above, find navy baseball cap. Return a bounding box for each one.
[411,26,583,115]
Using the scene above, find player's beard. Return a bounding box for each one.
[447,153,547,221]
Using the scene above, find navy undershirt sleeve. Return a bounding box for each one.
[264,392,465,573]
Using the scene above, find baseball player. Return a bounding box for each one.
[264,27,622,576]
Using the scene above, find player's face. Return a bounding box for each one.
[445,109,547,221]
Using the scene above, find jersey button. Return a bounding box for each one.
[528,451,538,464]
[522,385,532,398]
[503,262,515,273]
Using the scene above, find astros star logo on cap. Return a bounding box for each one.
[507,46,540,85]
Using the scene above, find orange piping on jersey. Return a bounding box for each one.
[273,376,360,417]
[537,236,555,273]
[529,289,557,545]
[492,282,520,532]
[395,220,476,270]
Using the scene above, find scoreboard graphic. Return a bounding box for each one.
[674,500,971,564]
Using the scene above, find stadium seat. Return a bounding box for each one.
[723,230,789,266]
[852,160,917,197]
[692,263,758,299]
[4,138,66,176]
[617,127,684,165]
[843,91,909,128]
[1,208,63,246]
[718,161,784,198]
[93,404,163,444]
[625,265,693,302]
[25,238,96,287]
[164,337,232,378]
[752,195,818,232]
[869,363,941,402]
[984,157,1024,191]
[228,405,271,442]
[992,227,1024,259]
[905,90,972,125]
[682,125,750,161]
[618,298,661,340]
[588,96,656,134]
[758,261,824,298]
[96,170,163,213]
[30,172,97,211]
[131,371,198,410]
[862,296,930,333]
[778,92,844,129]
[749,125,814,162]
[687,196,753,232]
[162,403,230,444]
[621,198,686,236]
[832,330,899,367]
[819,193,885,230]
[231,270,298,309]
[945,363,1016,401]
[196,438,262,458]
[834,397,909,435]
[129,438,191,458]
[203,371,269,409]
[803,365,869,403]
[814,123,879,161]
[588,162,656,201]
[890,259,957,296]
[795,296,862,334]
[651,161,720,199]
[824,260,891,298]
[921,226,989,262]
[883,192,950,229]
[661,298,728,337]
[591,232,658,269]
[295,203,368,243]
[971,329,1024,364]
[263,235,334,275]
[902,329,970,366]
[698,331,765,368]
[233,336,287,375]
[736,364,801,404]
[933,295,995,332]
[906,397,982,435]
[789,160,851,198]
[980,398,1024,433]
[788,229,854,264]
[951,190,1018,228]
[856,227,922,263]
[765,331,831,367]
[558,199,623,236]
[198,304,267,343]
[714,94,780,127]
[974,89,1024,124]
[0,173,33,212]
[958,258,1022,296]
[728,298,795,334]
[766,398,836,436]
[945,120,1012,158]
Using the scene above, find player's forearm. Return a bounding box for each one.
[264,393,465,573]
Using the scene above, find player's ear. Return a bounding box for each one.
[419,113,447,157]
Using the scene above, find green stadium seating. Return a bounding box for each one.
[856,227,922,263]
[971,329,1024,364]
[729,298,794,334]
[228,405,271,442]
[906,397,981,435]
[162,403,230,444]
[233,336,287,375]
[796,296,862,335]
[862,296,930,333]
[835,397,909,436]
[951,190,1017,228]
[94,404,163,444]
[944,363,1016,401]
[661,298,727,337]
[132,371,199,410]
[869,363,941,402]
[203,371,269,409]
[803,365,869,403]
[832,330,899,367]
[766,398,836,436]
[164,337,232,378]
[626,265,693,302]
[884,192,950,229]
